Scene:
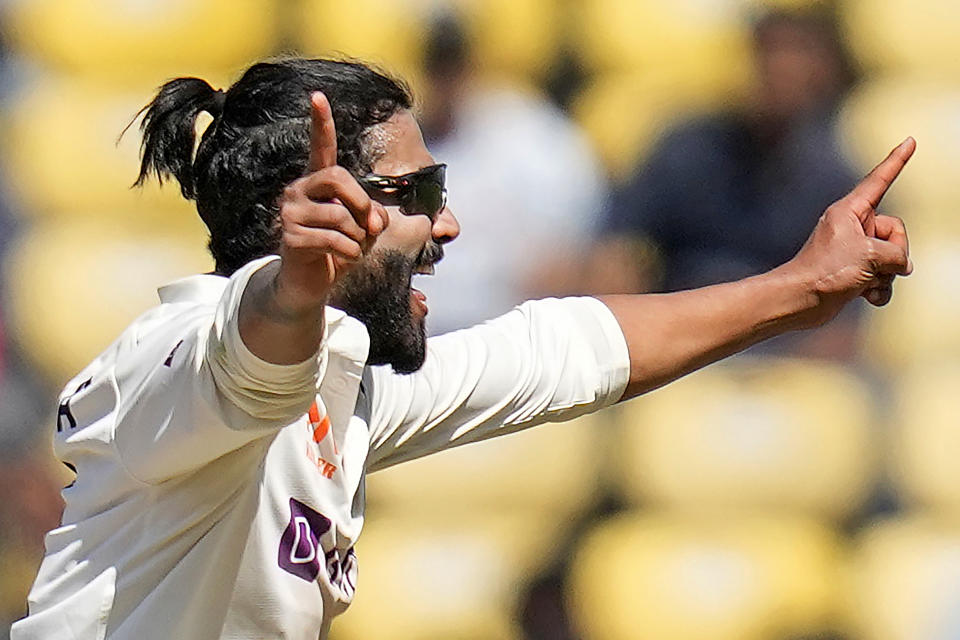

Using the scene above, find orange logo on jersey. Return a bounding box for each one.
[306,401,339,479]
[308,403,331,445]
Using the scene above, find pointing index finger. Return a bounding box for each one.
[846,137,916,214]
[308,92,338,172]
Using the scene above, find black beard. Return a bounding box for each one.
[329,249,427,374]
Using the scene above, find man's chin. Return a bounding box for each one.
[328,249,429,374]
[367,319,426,374]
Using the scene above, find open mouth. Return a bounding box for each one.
[409,249,440,315]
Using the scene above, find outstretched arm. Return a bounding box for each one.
[605,138,915,400]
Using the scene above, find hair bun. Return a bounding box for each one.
[210,88,227,118]
[132,77,227,199]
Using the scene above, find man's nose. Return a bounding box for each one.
[432,205,460,244]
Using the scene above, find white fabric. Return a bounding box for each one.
[13,255,630,640]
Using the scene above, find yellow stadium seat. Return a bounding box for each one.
[888,365,960,513]
[2,77,205,226]
[334,511,568,640]
[572,72,745,179]
[458,0,562,83]
[291,0,426,94]
[366,413,610,519]
[569,0,751,80]
[864,242,960,369]
[4,219,210,387]
[293,0,562,90]
[839,79,960,221]
[3,0,279,84]
[612,359,878,519]
[568,513,844,640]
[847,516,960,640]
[841,0,960,79]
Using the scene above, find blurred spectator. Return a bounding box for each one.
[0,19,61,638]
[0,9,47,452]
[416,11,607,335]
[585,6,862,359]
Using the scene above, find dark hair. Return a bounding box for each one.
[752,5,860,96]
[423,10,470,81]
[134,58,413,275]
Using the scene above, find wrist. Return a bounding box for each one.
[766,260,825,330]
[272,266,329,321]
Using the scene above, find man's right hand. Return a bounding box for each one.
[237,92,389,365]
[273,92,390,314]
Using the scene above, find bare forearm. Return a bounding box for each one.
[601,265,816,400]
[235,91,388,366]
[238,260,327,365]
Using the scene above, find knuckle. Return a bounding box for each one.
[283,231,304,250]
[281,184,301,204]
[327,165,351,184]
[282,202,305,223]
[852,196,872,213]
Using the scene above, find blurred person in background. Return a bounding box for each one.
[416,11,606,334]
[0,21,64,637]
[586,6,862,359]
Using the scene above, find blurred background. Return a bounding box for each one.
[0,0,958,638]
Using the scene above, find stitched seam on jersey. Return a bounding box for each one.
[108,364,155,489]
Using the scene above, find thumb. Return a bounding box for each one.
[367,201,389,236]
[863,275,895,307]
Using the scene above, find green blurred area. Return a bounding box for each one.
[0,0,959,639]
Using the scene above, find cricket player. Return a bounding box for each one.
[13,58,913,639]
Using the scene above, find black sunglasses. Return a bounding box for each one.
[356,163,448,222]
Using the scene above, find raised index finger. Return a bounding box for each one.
[846,137,916,213]
[307,92,338,172]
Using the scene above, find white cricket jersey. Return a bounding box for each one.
[13,255,630,640]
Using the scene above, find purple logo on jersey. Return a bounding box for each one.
[278,498,331,581]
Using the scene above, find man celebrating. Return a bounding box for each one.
[14,58,913,639]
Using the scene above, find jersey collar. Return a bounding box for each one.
[158,274,229,304]
[157,272,351,327]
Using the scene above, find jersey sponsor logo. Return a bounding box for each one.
[308,402,338,453]
[279,498,331,581]
[278,498,358,598]
[305,401,338,479]
[305,443,338,479]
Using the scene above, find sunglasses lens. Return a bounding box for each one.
[414,181,444,217]
[363,165,447,219]
[403,166,446,219]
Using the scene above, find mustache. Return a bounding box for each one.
[415,241,444,269]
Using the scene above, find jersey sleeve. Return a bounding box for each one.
[113,256,327,483]
[363,296,630,472]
